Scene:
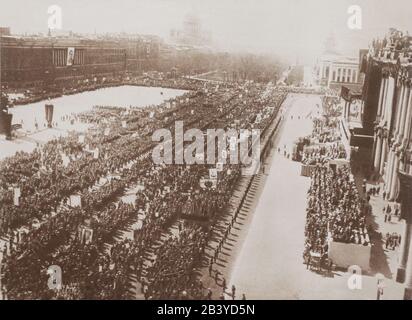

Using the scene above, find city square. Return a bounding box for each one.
[0,0,412,301]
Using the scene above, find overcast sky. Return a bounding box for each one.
[1,0,412,64]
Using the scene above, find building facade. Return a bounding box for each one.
[316,53,362,90]
[367,31,412,200]
[363,29,412,299]
[0,34,161,88]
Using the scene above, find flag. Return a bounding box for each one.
[209,169,218,180]
[13,187,21,206]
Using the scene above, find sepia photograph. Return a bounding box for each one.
[0,0,412,308]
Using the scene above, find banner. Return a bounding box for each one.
[69,194,82,207]
[79,226,93,244]
[13,187,21,206]
[93,148,99,159]
[61,153,70,167]
[67,47,75,66]
[209,168,218,180]
[200,178,217,189]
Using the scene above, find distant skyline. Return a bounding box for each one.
[1,0,412,64]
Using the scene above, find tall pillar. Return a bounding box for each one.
[377,78,386,117]
[396,171,412,299]
[398,83,410,142]
[346,101,351,120]
[320,63,324,82]
[385,148,395,195]
[402,83,412,146]
[389,151,400,200]
[397,220,412,282]
[328,65,333,86]
[374,133,382,171]
[395,82,406,139]
[380,137,387,176]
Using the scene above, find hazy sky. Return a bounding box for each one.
[1,0,412,64]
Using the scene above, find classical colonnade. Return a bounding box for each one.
[371,61,412,299]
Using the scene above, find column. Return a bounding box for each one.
[320,63,324,81]
[396,171,412,299]
[386,77,396,124]
[397,220,412,282]
[374,133,382,171]
[328,65,333,86]
[385,148,395,194]
[379,77,387,116]
[390,152,400,200]
[401,83,412,146]
[394,80,406,142]
[379,77,389,119]
[380,137,387,176]
[395,82,406,139]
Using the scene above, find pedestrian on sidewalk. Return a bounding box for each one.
[231,285,236,300]
[207,288,212,300]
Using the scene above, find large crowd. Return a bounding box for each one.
[0,78,287,299]
[302,94,370,265]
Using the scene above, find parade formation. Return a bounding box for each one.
[1,0,412,302]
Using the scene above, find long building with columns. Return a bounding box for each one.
[364,29,412,299]
[316,53,362,90]
[368,32,412,200]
